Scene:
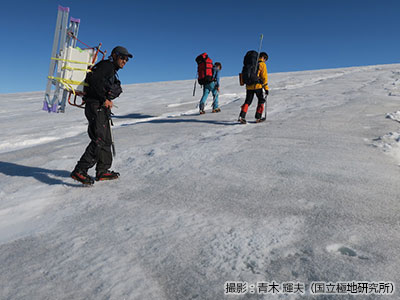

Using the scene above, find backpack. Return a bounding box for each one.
[196,53,213,85]
[241,50,260,85]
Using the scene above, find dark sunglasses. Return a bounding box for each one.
[118,55,129,62]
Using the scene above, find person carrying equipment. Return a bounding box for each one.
[199,62,222,114]
[70,46,132,185]
[195,53,222,114]
[238,51,269,124]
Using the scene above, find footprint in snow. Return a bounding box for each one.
[326,244,368,260]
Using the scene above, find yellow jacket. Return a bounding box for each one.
[246,60,268,90]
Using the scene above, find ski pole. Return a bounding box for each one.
[193,79,197,96]
[106,107,116,157]
[193,71,198,96]
[109,119,116,157]
[264,91,267,120]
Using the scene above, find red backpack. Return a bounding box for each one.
[196,53,213,85]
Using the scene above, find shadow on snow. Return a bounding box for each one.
[121,118,239,127]
[0,161,79,186]
[113,113,155,119]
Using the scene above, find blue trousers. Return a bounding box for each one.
[199,82,219,110]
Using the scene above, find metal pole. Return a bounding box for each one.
[109,118,116,157]
[44,6,64,111]
[48,6,70,112]
[51,7,70,109]
[257,34,267,121]
[264,92,267,120]
[255,34,264,69]
[193,70,198,96]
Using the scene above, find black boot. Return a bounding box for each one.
[70,168,94,185]
[96,170,120,181]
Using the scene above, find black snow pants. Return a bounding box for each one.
[240,89,267,119]
[76,100,112,174]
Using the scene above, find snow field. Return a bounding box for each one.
[1,64,400,299]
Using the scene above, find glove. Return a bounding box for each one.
[264,89,269,95]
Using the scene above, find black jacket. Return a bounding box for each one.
[84,60,122,104]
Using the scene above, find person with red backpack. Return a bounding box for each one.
[196,53,222,114]
[238,51,269,124]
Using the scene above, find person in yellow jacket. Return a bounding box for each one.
[239,52,269,123]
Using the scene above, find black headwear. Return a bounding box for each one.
[111,46,133,58]
[260,52,268,61]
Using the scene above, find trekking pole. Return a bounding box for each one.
[109,118,116,157]
[106,108,116,157]
[264,91,267,120]
[193,72,197,96]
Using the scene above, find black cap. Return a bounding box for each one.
[260,52,268,61]
[111,46,133,58]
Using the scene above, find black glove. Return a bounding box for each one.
[264,89,269,95]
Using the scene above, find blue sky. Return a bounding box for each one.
[0,0,399,93]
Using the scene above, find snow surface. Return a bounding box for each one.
[1,64,400,299]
